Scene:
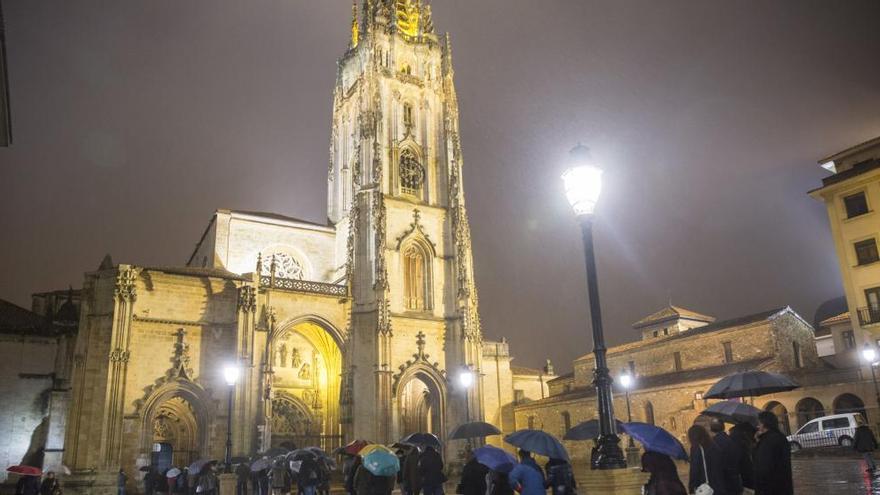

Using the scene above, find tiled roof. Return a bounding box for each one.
[511,365,545,376]
[579,307,788,361]
[546,371,575,384]
[0,299,60,336]
[819,311,850,327]
[632,305,715,329]
[143,266,252,281]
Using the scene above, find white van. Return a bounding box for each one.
[787,413,865,452]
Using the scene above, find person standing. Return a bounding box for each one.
[752,411,793,495]
[402,447,422,495]
[508,450,545,495]
[345,456,362,495]
[710,420,744,494]
[729,423,756,492]
[271,460,291,495]
[417,446,446,495]
[15,474,41,495]
[235,462,251,495]
[640,451,686,495]
[457,450,488,495]
[854,424,878,472]
[118,469,128,495]
[485,470,514,495]
[353,463,395,495]
[39,472,62,495]
[544,458,576,495]
[687,425,727,495]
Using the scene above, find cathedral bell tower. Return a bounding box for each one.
[328,0,484,446]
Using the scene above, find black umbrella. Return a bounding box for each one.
[401,432,442,449]
[701,400,761,425]
[449,421,502,440]
[262,447,290,458]
[704,371,799,400]
[563,419,625,441]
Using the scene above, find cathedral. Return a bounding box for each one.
[18,2,552,493]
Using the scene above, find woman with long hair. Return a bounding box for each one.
[641,451,686,495]
[687,425,727,495]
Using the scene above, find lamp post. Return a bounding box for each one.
[223,365,240,473]
[562,144,626,470]
[459,367,475,448]
[861,344,880,413]
[618,370,635,448]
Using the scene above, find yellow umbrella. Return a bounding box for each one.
[358,444,394,456]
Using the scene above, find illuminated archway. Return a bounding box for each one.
[269,317,343,451]
[393,366,446,441]
[138,380,210,469]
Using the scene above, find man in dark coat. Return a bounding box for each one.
[418,446,446,495]
[402,448,422,495]
[854,424,878,472]
[15,475,41,495]
[458,450,488,495]
[753,411,793,495]
[729,423,756,491]
[710,420,744,494]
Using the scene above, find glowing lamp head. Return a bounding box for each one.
[863,344,877,364]
[223,365,240,386]
[458,369,475,389]
[619,371,633,389]
[562,144,603,217]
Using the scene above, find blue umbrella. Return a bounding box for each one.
[362,446,401,476]
[504,429,569,461]
[563,419,625,441]
[473,445,518,473]
[621,422,688,461]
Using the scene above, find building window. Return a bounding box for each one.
[663,328,669,335]
[793,341,803,368]
[652,330,658,338]
[855,238,880,265]
[399,149,425,197]
[401,63,412,75]
[527,415,536,430]
[673,351,682,371]
[842,330,856,350]
[844,192,870,218]
[722,342,733,364]
[403,103,414,131]
[561,411,571,435]
[403,243,430,310]
[866,287,880,313]
[644,402,655,426]
[628,361,636,374]
[514,389,525,404]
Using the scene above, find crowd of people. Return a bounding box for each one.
[13,471,62,495]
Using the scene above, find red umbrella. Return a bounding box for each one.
[7,465,42,477]
[335,439,370,456]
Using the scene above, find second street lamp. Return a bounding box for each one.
[562,143,626,470]
[223,365,240,472]
[618,370,635,448]
[862,343,880,414]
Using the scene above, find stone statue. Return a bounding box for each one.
[291,348,302,368]
[298,363,311,380]
[279,344,288,368]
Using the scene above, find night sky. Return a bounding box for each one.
[2,1,880,372]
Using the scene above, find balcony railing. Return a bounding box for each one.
[259,276,348,297]
[857,307,880,326]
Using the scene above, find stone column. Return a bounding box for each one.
[235,283,257,455]
[100,265,139,469]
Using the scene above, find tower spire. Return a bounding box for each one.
[351,0,360,48]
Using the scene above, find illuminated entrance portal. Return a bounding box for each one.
[396,372,444,439]
[270,320,342,451]
[149,396,199,470]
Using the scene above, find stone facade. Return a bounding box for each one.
[515,306,879,464]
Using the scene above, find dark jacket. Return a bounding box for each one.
[729,424,756,490]
[544,459,576,495]
[418,448,446,488]
[688,444,728,495]
[458,458,488,495]
[403,450,422,493]
[486,471,514,495]
[753,428,793,495]
[39,478,61,495]
[298,458,319,488]
[854,425,878,453]
[354,465,395,495]
[16,477,41,495]
[713,431,744,494]
[641,451,686,495]
[346,457,362,495]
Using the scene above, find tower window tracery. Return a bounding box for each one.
[399,149,424,197]
[403,242,432,310]
[403,103,414,132]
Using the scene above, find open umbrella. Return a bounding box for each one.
[262,447,290,458]
[165,468,182,478]
[139,466,152,472]
[563,419,626,441]
[187,459,215,475]
[361,445,400,476]
[6,465,42,477]
[504,429,569,461]
[250,458,271,472]
[401,432,442,449]
[358,444,387,457]
[289,449,319,462]
[473,445,518,473]
[335,439,370,456]
[621,422,688,461]
[449,421,502,440]
[702,400,761,425]
[704,371,799,400]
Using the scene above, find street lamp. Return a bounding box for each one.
[861,343,880,412]
[458,367,475,423]
[223,365,240,472]
[562,144,626,470]
[618,370,635,449]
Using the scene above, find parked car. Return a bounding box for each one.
[787,413,866,452]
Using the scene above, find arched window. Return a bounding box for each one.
[644,402,655,426]
[404,243,431,310]
[403,103,414,131]
[796,398,825,428]
[401,63,412,75]
[399,149,424,197]
[560,411,572,435]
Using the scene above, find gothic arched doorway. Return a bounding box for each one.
[394,369,445,441]
[269,319,343,451]
[143,389,206,470]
